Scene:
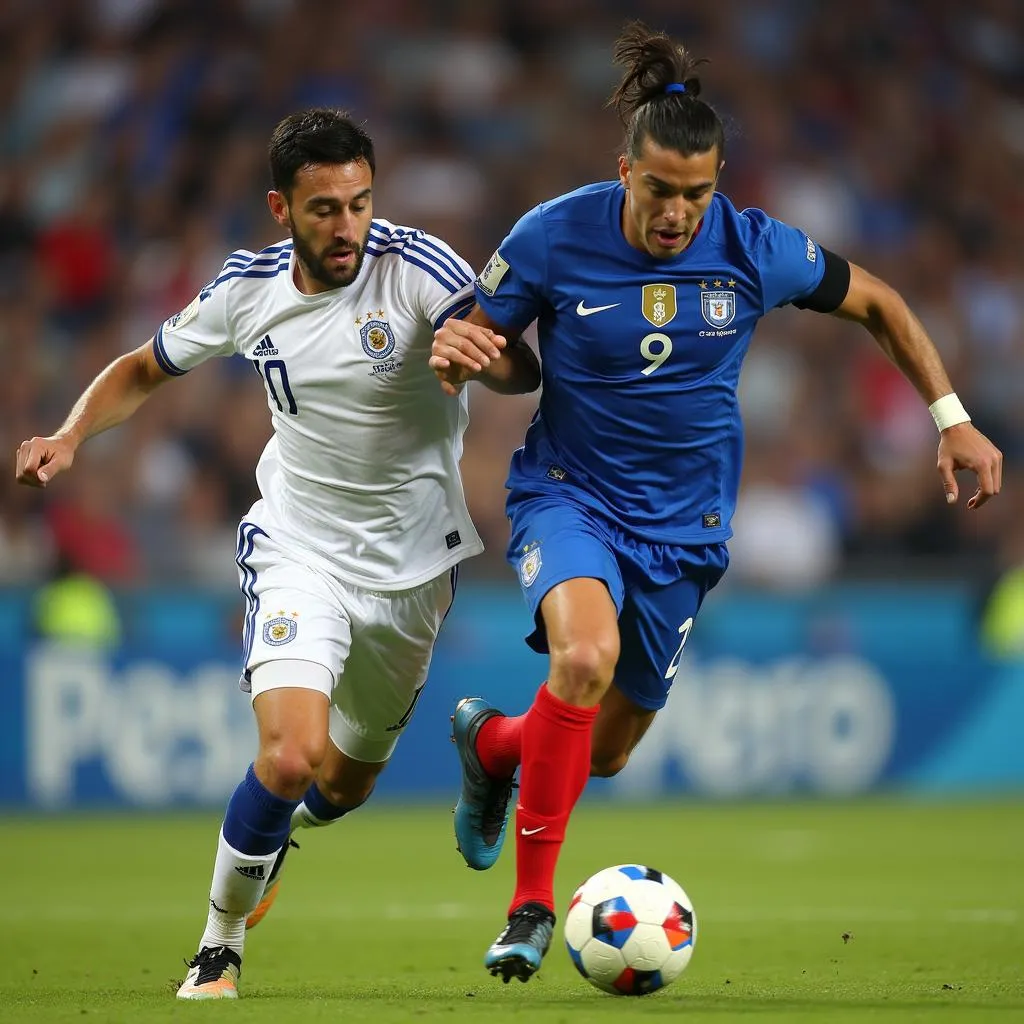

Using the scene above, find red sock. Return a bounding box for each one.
[476,714,523,778]
[511,683,598,915]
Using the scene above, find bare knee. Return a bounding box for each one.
[256,736,326,800]
[590,748,631,778]
[549,638,619,706]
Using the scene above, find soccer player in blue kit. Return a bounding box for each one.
[429,22,1003,982]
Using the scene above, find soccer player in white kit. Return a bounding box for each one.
[15,108,541,999]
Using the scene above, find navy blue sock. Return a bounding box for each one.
[222,763,300,855]
[301,781,355,823]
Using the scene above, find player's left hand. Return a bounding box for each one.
[937,422,1002,510]
[430,319,506,396]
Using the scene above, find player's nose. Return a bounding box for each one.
[662,201,684,224]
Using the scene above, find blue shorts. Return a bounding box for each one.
[506,491,728,710]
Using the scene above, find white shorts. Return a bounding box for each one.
[235,517,458,762]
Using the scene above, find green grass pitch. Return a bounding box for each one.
[2,799,1023,1022]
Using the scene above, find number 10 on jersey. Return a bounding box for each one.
[255,358,298,414]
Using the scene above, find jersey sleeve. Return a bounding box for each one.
[152,267,237,375]
[747,209,827,313]
[397,230,477,330]
[474,204,547,331]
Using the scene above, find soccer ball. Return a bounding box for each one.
[564,864,696,995]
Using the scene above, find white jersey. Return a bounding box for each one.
[154,219,483,590]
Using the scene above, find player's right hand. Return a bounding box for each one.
[15,435,76,488]
[430,318,506,396]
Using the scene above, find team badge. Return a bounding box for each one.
[700,288,736,328]
[518,544,542,588]
[360,318,397,359]
[165,294,200,333]
[477,250,510,296]
[642,284,677,327]
[263,613,298,646]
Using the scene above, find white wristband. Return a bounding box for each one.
[928,393,971,432]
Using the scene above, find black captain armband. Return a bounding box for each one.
[792,247,851,313]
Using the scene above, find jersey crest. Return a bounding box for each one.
[263,613,298,646]
[642,284,677,328]
[359,318,397,360]
[518,543,542,587]
[700,287,736,328]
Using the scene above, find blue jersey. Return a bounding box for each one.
[475,183,825,545]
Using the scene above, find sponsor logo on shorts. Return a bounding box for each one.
[702,512,722,529]
[519,543,542,588]
[263,612,298,646]
[445,530,462,550]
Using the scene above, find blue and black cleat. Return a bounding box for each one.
[484,902,556,983]
[450,696,515,871]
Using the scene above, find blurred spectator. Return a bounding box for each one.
[32,556,123,650]
[2,0,1021,590]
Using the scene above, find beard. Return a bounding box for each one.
[289,216,367,289]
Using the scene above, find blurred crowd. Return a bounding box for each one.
[1,0,1022,593]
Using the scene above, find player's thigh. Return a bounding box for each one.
[590,684,658,777]
[329,567,459,763]
[539,578,621,686]
[236,519,353,697]
[507,493,624,661]
[614,570,716,712]
[252,672,332,771]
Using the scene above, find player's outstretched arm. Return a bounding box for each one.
[430,306,540,396]
[16,340,173,488]
[831,263,1002,509]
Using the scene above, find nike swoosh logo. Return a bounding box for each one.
[520,826,547,836]
[576,301,621,317]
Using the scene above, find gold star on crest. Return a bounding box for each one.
[714,279,723,288]
[365,311,374,322]
[699,280,708,289]
[728,278,737,287]
[354,315,363,326]
[376,308,385,318]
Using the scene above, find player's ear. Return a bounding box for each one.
[617,154,630,189]
[267,190,289,227]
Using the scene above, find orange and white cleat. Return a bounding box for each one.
[245,838,297,930]
[176,945,241,1000]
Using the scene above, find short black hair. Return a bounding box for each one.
[607,21,725,163]
[268,108,375,196]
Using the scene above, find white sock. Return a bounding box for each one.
[199,830,280,954]
[290,800,334,831]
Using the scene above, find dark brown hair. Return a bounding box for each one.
[607,21,725,162]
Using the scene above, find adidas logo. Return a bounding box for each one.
[234,864,266,880]
[253,335,279,357]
